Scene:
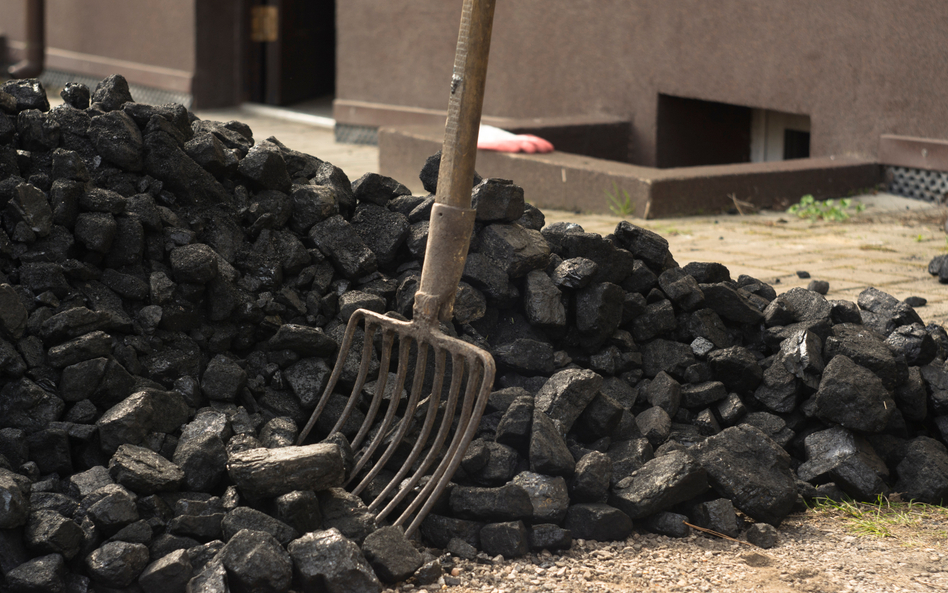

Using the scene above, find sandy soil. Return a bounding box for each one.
[392,504,948,593]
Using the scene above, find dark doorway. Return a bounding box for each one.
[783,129,811,160]
[656,94,752,168]
[247,0,335,106]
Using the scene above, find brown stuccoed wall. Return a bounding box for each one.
[337,0,948,167]
[0,0,242,108]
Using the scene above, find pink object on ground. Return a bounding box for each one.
[477,124,554,153]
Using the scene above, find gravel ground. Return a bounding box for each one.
[389,506,948,593]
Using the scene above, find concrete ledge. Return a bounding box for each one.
[879,134,948,172]
[380,124,881,218]
[336,99,631,160]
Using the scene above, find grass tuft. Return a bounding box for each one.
[807,495,948,546]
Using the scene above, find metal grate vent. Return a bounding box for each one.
[335,124,378,146]
[887,165,948,203]
[39,70,192,108]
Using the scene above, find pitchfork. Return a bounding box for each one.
[297,0,498,537]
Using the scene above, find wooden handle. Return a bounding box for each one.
[436,0,496,210]
[415,0,496,324]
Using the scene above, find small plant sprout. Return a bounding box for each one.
[787,194,866,222]
[605,181,634,217]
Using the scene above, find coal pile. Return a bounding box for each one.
[2,74,948,591]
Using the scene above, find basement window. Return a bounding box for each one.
[750,109,811,162]
[656,94,811,168]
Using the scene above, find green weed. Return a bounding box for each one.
[787,194,866,222]
[605,181,634,217]
[808,495,948,546]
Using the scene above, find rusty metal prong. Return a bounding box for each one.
[328,319,379,436]
[402,352,494,537]
[349,328,398,450]
[394,352,482,529]
[368,346,448,514]
[348,336,429,489]
[296,309,365,445]
[351,335,431,496]
[373,348,464,520]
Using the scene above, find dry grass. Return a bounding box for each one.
[808,495,948,548]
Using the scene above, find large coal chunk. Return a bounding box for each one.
[512,471,570,524]
[201,354,248,402]
[184,131,238,178]
[776,328,824,390]
[419,514,483,549]
[17,109,61,152]
[699,282,764,324]
[641,339,695,380]
[317,488,378,545]
[220,529,293,593]
[825,323,906,391]
[885,323,938,367]
[142,128,230,208]
[351,202,410,266]
[92,74,134,111]
[97,390,189,454]
[309,215,378,279]
[2,78,51,112]
[796,427,889,500]
[89,110,143,171]
[0,468,30,528]
[0,283,28,340]
[691,425,797,525]
[85,540,150,588]
[609,450,708,519]
[138,549,193,593]
[5,553,68,593]
[25,509,84,559]
[352,172,410,206]
[226,443,345,499]
[530,409,576,476]
[763,286,831,326]
[222,507,298,547]
[476,223,551,278]
[523,270,567,330]
[1,377,65,432]
[563,503,633,542]
[534,368,602,432]
[857,286,923,336]
[361,525,423,584]
[707,346,762,394]
[613,221,676,273]
[289,528,382,593]
[894,437,948,504]
[238,140,292,192]
[418,150,482,194]
[472,178,525,222]
[495,394,534,450]
[607,438,655,485]
[569,451,612,503]
[576,282,624,343]
[480,520,530,559]
[814,355,895,433]
[108,444,184,494]
[642,511,691,538]
[690,498,740,537]
[560,232,636,285]
[449,483,534,523]
[658,267,705,311]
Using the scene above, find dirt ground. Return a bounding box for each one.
[404,503,948,593]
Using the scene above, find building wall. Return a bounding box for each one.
[0,0,243,107]
[337,0,948,167]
